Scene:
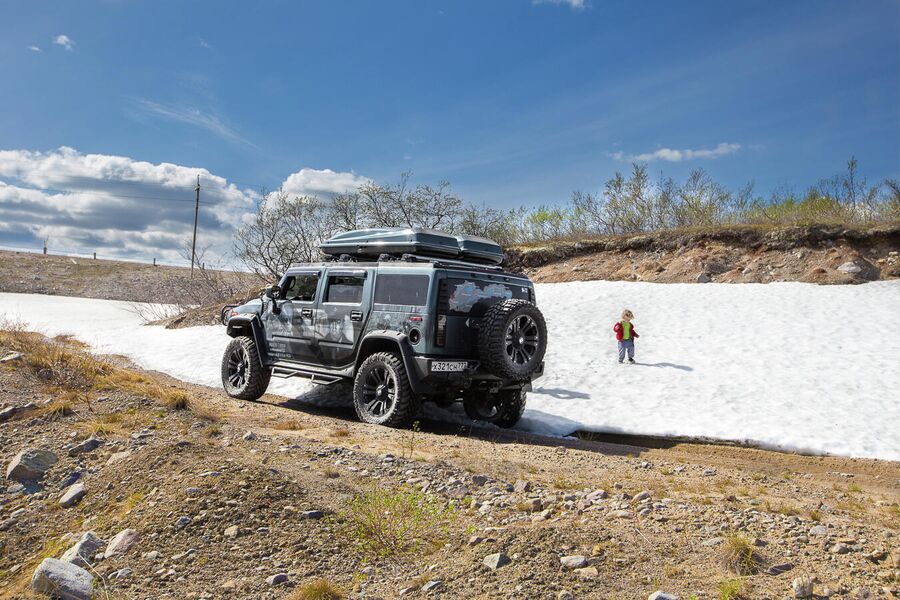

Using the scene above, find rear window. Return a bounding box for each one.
[374,274,430,306]
[445,278,530,316]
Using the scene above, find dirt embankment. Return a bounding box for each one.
[507,224,900,284]
[1,331,898,600]
[0,250,262,305]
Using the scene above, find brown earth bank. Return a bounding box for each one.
[507,224,900,284]
[0,250,262,305]
[1,331,898,600]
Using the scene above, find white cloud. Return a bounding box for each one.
[0,147,369,264]
[533,0,587,9]
[53,35,75,51]
[611,142,741,163]
[281,168,369,196]
[199,38,211,49]
[28,45,42,52]
[135,100,256,149]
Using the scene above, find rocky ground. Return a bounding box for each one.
[510,224,900,284]
[0,330,898,599]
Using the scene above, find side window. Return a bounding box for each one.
[282,273,320,302]
[374,274,430,306]
[325,274,365,304]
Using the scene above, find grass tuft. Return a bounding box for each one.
[721,532,764,575]
[290,579,344,600]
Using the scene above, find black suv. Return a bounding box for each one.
[221,228,547,428]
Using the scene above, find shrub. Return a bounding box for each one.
[718,577,747,600]
[335,483,456,559]
[290,579,344,600]
[721,532,764,575]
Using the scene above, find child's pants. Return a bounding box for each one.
[618,339,635,362]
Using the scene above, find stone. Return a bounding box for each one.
[0,406,18,422]
[31,558,94,600]
[106,450,132,465]
[104,528,139,558]
[702,537,724,547]
[266,573,288,586]
[6,448,58,482]
[697,272,711,283]
[60,532,105,568]
[471,475,488,486]
[142,550,160,560]
[174,516,191,529]
[830,542,850,554]
[513,480,532,493]
[523,498,542,512]
[224,525,239,538]
[560,555,588,569]
[837,261,862,274]
[809,525,828,536]
[610,509,631,519]
[300,510,324,519]
[792,576,814,598]
[765,562,794,575]
[422,580,443,592]
[558,592,575,600]
[482,552,510,570]
[68,438,103,457]
[574,566,598,578]
[242,431,257,441]
[59,483,86,508]
[633,490,651,502]
[0,351,23,363]
[110,567,132,579]
[586,489,607,501]
[649,592,678,600]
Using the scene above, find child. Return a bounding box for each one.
[613,309,639,364]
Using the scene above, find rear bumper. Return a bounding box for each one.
[410,356,543,394]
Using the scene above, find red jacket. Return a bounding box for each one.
[613,321,639,341]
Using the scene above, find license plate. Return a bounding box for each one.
[431,361,467,373]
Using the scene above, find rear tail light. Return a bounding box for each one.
[435,315,447,347]
[528,287,536,304]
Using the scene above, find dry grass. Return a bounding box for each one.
[330,427,351,438]
[273,419,306,431]
[721,532,764,575]
[290,579,344,600]
[321,467,341,479]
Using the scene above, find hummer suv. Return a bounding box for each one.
[221,228,547,428]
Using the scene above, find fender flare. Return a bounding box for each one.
[355,330,424,394]
[226,315,268,367]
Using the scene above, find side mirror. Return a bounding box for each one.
[265,285,281,300]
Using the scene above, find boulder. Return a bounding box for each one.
[6,448,58,482]
[61,532,105,568]
[31,558,94,600]
[104,528,139,558]
[59,483,86,508]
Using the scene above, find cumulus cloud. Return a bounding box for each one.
[611,142,741,163]
[533,0,587,9]
[135,100,256,148]
[281,168,369,196]
[53,35,75,51]
[0,147,367,265]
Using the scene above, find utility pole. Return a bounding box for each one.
[190,174,200,278]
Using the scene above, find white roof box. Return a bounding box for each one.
[319,228,504,265]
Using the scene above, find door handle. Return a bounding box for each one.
[350,310,363,322]
[301,308,313,318]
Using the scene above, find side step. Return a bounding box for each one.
[271,363,346,385]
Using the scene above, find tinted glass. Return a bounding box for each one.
[282,274,320,302]
[374,275,430,306]
[325,275,365,303]
[445,278,530,316]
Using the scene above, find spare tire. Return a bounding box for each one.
[478,299,547,380]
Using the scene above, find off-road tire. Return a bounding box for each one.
[463,389,527,428]
[353,352,418,428]
[221,336,271,401]
[478,299,547,380]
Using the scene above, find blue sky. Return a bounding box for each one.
[0,0,898,262]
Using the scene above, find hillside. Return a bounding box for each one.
[508,224,900,284]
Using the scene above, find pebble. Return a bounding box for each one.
[482,553,510,570]
[61,532,105,568]
[560,555,588,569]
[422,580,443,592]
[266,573,288,586]
[649,593,678,600]
[68,437,104,456]
[104,528,139,558]
[59,483,87,508]
[224,525,239,538]
[174,516,191,529]
[792,576,814,598]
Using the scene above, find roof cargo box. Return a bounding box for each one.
[320,228,460,259]
[455,234,504,265]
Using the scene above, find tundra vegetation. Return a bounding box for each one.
[235,159,899,278]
